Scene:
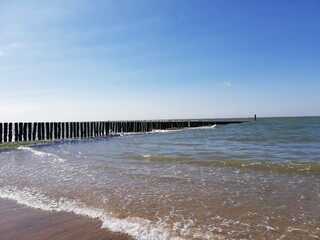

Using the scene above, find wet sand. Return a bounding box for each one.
[0,198,134,240]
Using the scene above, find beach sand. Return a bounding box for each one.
[0,198,134,240]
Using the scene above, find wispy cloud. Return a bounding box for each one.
[0,103,39,114]
[218,82,232,88]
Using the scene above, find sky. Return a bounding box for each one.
[0,0,319,121]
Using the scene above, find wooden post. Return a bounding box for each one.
[72,122,75,138]
[14,123,18,142]
[45,122,52,140]
[85,122,88,137]
[3,123,8,142]
[38,123,42,140]
[70,122,73,138]
[75,122,80,138]
[66,122,69,139]
[41,122,44,140]
[61,122,65,139]
[105,122,109,135]
[76,122,80,138]
[48,123,52,139]
[80,122,84,138]
[8,123,13,142]
[100,122,103,136]
[18,123,23,141]
[101,122,105,136]
[28,123,32,141]
[0,123,2,143]
[94,122,97,136]
[97,122,100,136]
[54,123,58,139]
[90,122,94,136]
[32,123,37,141]
[23,123,28,141]
[73,122,76,138]
[57,122,61,139]
[69,122,73,138]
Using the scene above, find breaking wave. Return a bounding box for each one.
[18,146,67,163]
[0,186,182,240]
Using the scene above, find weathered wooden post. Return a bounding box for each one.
[57,122,61,139]
[49,123,52,139]
[87,122,90,137]
[107,121,110,135]
[23,123,28,141]
[0,123,2,143]
[89,122,92,136]
[18,123,23,141]
[74,122,77,138]
[3,123,8,142]
[61,122,65,139]
[32,123,37,141]
[46,123,50,140]
[8,123,13,142]
[118,122,121,133]
[28,123,32,141]
[101,122,105,136]
[70,122,73,138]
[38,123,42,140]
[14,123,19,142]
[76,122,80,138]
[80,122,84,138]
[71,122,74,138]
[85,122,88,137]
[41,122,45,140]
[66,122,69,139]
[100,122,104,135]
[54,123,58,139]
[95,122,99,136]
[69,123,72,138]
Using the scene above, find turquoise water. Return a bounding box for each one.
[0,117,319,239]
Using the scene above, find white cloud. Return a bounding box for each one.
[0,103,39,114]
[218,82,232,88]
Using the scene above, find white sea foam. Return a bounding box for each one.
[152,129,181,133]
[187,124,217,130]
[0,186,183,240]
[18,146,66,163]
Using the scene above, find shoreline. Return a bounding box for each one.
[0,141,47,151]
[0,198,134,240]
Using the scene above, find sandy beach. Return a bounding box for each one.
[0,198,134,240]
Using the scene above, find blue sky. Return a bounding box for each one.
[0,0,319,121]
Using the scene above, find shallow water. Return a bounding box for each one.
[0,117,320,239]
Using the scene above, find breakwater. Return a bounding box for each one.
[0,120,244,143]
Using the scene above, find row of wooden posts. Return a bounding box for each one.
[0,120,243,143]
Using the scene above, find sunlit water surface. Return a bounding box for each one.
[1,117,319,239]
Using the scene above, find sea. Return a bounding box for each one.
[0,117,319,240]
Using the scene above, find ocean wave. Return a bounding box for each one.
[129,154,192,163]
[194,160,320,175]
[128,153,320,175]
[187,124,217,130]
[18,146,66,163]
[0,186,183,240]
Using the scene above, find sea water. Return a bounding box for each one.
[0,117,319,239]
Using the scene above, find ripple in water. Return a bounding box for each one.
[0,117,320,239]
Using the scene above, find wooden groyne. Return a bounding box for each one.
[0,120,244,143]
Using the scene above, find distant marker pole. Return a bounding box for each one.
[254,114,257,121]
